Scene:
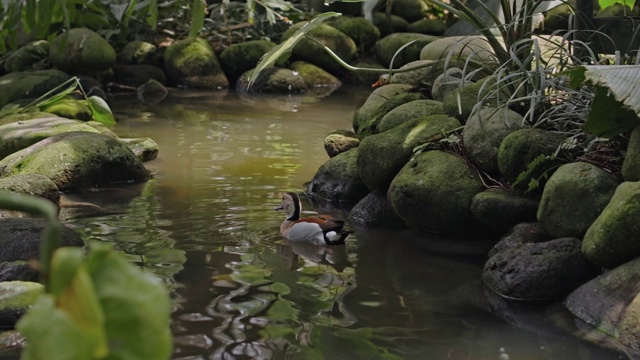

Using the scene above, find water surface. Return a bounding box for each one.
[66,88,625,360]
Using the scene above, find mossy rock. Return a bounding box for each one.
[49,28,116,73]
[582,181,640,268]
[388,60,434,87]
[353,85,424,137]
[324,129,359,158]
[357,115,461,191]
[112,64,166,87]
[0,70,71,109]
[622,124,640,181]
[420,36,498,69]
[442,77,491,122]
[344,58,385,85]
[538,162,618,239]
[236,67,307,94]
[0,132,150,191]
[219,40,276,83]
[289,61,341,88]
[120,137,159,162]
[498,128,565,186]
[3,40,50,73]
[330,16,381,51]
[374,33,439,68]
[281,23,357,75]
[119,40,159,66]
[377,99,444,132]
[0,281,43,327]
[0,174,60,208]
[462,107,525,174]
[0,116,99,159]
[163,37,229,89]
[471,188,539,231]
[390,0,427,22]
[348,189,404,228]
[388,150,486,235]
[372,12,410,36]
[306,148,369,205]
[407,18,447,36]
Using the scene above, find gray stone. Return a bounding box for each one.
[0,262,38,282]
[120,137,159,162]
[487,222,551,258]
[388,150,486,235]
[462,107,525,173]
[352,84,423,137]
[0,175,59,219]
[219,40,276,83]
[306,148,369,205]
[112,64,166,87]
[538,162,618,238]
[372,12,410,36]
[388,60,434,87]
[582,181,640,268]
[407,18,447,36]
[0,132,150,191]
[357,115,461,191]
[420,36,498,69]
[432,67,464,101]
[289,61,342,88]
[236,67,307,95]
[483,237,596,301]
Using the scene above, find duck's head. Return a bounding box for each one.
[275,192,301,220]
[371,74,390,88]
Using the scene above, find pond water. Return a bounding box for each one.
[64,88,626,360]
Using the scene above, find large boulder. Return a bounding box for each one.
[483,237,596,301]
[564,256,640,352]
[219,39,276,83]
[471,188,539,232]
[462,107,525,174]
[3,40,50,73]
[280,23,357,75]
[537,162,618,239]
[622,124,640,181]
[497,128,565,186]
[0,70,71,108]
[374,33,439,68]
[49,28,116,73]
[582,181,640,268]
[164,37,229,89]
[0,116,99,159]
[0,132,150,191]
[388,150,486,235]
[352,84,423,137]
[348,189,404,228]
[357,115,461,191]
[306,148,369,205]
[377,99,444,132]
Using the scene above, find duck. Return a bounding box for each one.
[275,192,350,245]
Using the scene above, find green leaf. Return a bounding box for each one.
[247,12,341,90]
[88,96,117,125]
[147,0,158,29]
[189,0,206,38]
[585,86,640,137]
[559,66,587,89]
[599,0,636,9]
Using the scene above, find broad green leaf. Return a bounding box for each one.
[560,66,587,89]
[247,12,341,90]
[599,0,636,9]
[33,81,78,109]
[17,295,97,360]
[88,96,117,125]
[86,244,173,359]
[147,0,158,29]
[585,85,640,137]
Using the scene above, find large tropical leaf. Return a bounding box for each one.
[246,12,341,90]
[567,65,640,137]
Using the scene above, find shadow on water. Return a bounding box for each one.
[65,88,626,360]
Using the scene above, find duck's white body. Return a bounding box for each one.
[276,192,350,245]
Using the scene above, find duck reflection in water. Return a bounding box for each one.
[280,239,351,272]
